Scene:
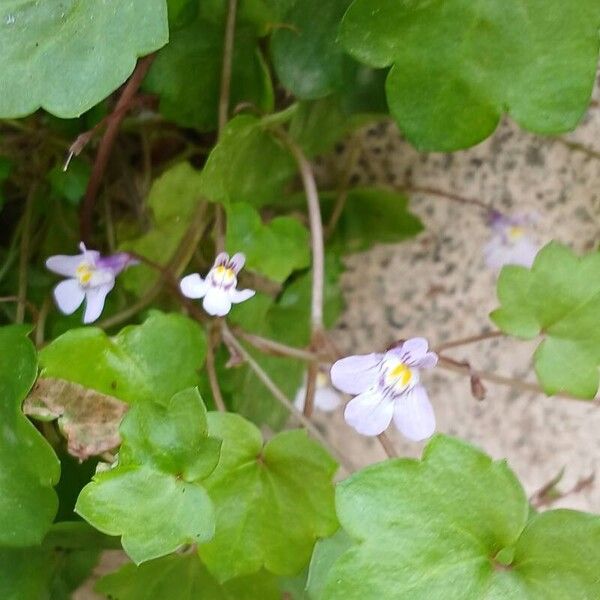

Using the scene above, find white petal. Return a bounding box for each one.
[228,287,255,304]
[330,353,383,395]
[46,253,86,277]
[294,386,307,410]
[180,274,208,299]
[202,288,232,316]
[314,387,342,411]
[344,388,394,436]
[53,279,85,315]
[83,282,114,324]
[511,238,539,268]
[389,337,429,365]
[393,384,435,442]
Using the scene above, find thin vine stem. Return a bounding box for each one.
[377,432,398,458]
[434,330,504,352]
[16,184,37,323]
[79,53,156,244]
[205,328,226,412]
[221,323,351,471]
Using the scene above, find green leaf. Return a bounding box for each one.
[289,65,388,156]
[321,187,423,253]
[199,115,295,207]
[0,522,106,600]
[144,15,273,130]
[270,0,352,99]
[340,0,600,151]
[0,325,59,547]
[305,530,353,600]
[119,162,205,295]
[0,0,168,118]
[321,435,600,599]
[47,159,91,206]
[226,202,310,282]
[96,554,280,600]
[491,242,600,398]
[199,412,338,581]
[76,388,220,564]
[39,311,207,404]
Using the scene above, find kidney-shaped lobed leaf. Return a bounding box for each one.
[0,325,59,547]
[340,0,600,151]
[0,0,168,118]
[199,412,338,582]
[96,554,280,600]
[320,435,600,599]
[39,311,207,404]
[76,388,221,564]
[491,242,600,399]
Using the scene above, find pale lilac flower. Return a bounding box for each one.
[294,371,342,413]
[46,243,135,324]
[483,211,539,271]
[180,252,255,317]
[331,338,438,441]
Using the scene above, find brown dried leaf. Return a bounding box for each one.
[24,377,128,461]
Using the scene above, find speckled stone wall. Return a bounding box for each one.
[317,94,600,511]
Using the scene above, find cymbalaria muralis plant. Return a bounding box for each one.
[2,1,600,598]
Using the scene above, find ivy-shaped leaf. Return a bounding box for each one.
[320,187,423,253]
[96,554,280,600]
[76,388,221,564]
[39,311,207,404]
[0,522,116,600]
[491,242,600,398]
[144,12,273,130]
[199,412,338,581]
[199,115,295,208]
[320,435,600,599]
[0,325,59,547]
[340,0,600,151]
[226,202,310,283]
[270,0,352,99]
[0,0,168,118]
[119,162,205,295]
[289,65,388,157]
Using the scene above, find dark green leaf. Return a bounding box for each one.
[341,0,600,150]
[199,412,338,581]
[47,159,91,206]
[491,243,600,398]
[0,0,168,118]
[322,187,423,253]
[96,554,280,599]
[39,311,207,404]
[271,0,353,99]
[144,16,272,131]
[199,115,295,207]
[0,325,59,547]
[305,530,353,599]
[226,202,310,282]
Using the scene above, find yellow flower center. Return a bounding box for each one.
[76,263,94,286]
[214,265,235,280]
[389,363,412,386]
[507,226,524,241]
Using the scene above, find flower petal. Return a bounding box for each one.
[389,337,429,366]
[180,274,209,299]
[228,287,255,304]
[393,384,435,442]
[314,387,342,411]
[83,282,114,324]
[213,252,229,268]
[202,288,232,317]
[53,279,85,315]
[228,252,246,274]
[344,388,394,436]
[46,253,86,277]
[330,353,383,395]
[415,351,438,370]
[96,252,136,275]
